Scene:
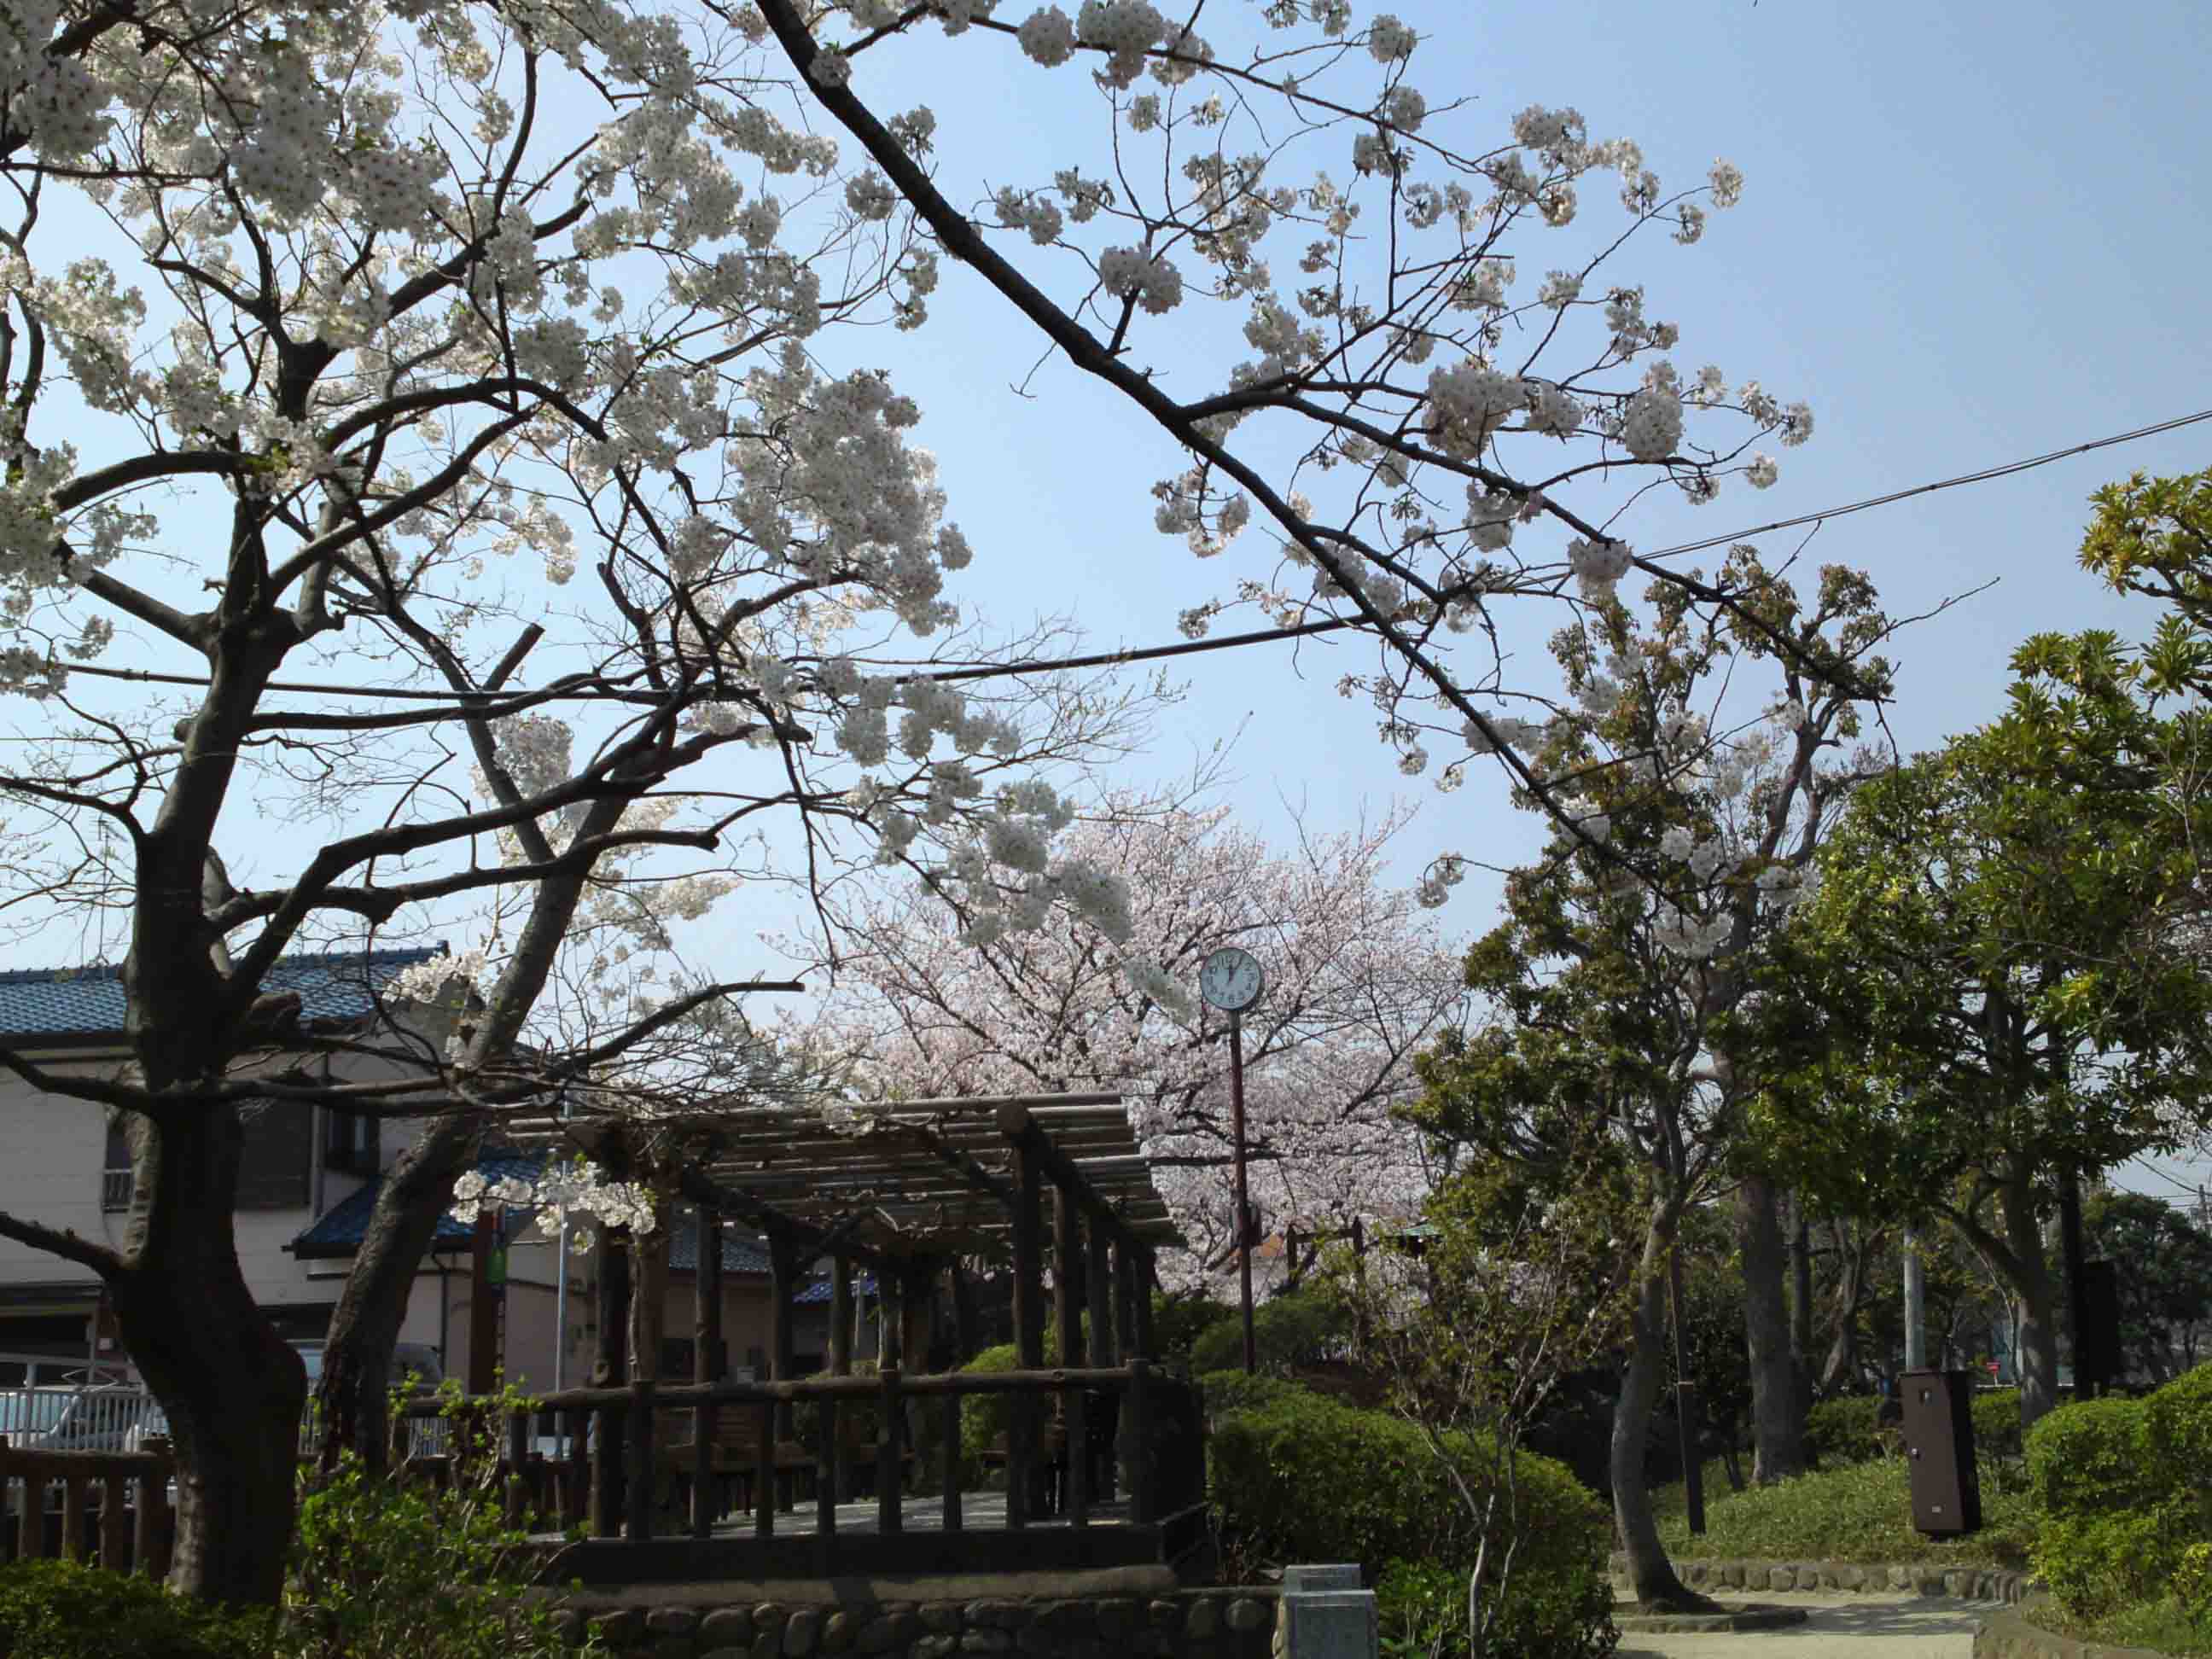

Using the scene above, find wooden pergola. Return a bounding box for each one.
[470,1091,1202,1582]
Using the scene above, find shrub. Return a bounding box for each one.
[2024,1394,2157,1518]
[1805,1395,1883,1466]
[0,1560,276,1659]
[2031,1501,2203,1621]
[1194,1368,1309,1428]
[285,1382,602,1659]
[1972,1388,2023,1460]
[2145,1362,2212,1501]
[1189,1285,1352,1377]
[1209,1387,1613,1658]
[2023,1365,2212,1633]
[1375,1556,1619,1659]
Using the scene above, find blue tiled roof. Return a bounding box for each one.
[290,1152,544,1259]
[666,1225,872,1299]
[0,946,445,1039]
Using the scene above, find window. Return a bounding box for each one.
[102,1118,131,1212]
[323,1108,380,1175]
[233,1100,312,1209]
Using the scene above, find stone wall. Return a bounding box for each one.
[1609,1554,2040,1604]
[541,1586,1281,1659]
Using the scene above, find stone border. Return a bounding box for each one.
[1608,1555,2042,1604]
[1614,1604,1811,1633]
[541,1586,1282,1659]
[1974,1598,2179,1659]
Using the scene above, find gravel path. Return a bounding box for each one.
[1613,1589,1986,1657]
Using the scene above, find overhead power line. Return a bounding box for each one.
[47,406,2212,707]
[1643,407,2212,564]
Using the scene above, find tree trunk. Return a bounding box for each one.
[1788,1196,1814,1412]
[1819,1222,1871,1395]
[1999,1172,2062,1432]
[1737,1174,1806,1482]
[108,1103,306,1607]
[314,1113,486,1476]
[1615,1212,1709,1611]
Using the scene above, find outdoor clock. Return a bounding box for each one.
[1198,946,1265,1014]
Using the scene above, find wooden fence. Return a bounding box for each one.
[0,1433,176,1576]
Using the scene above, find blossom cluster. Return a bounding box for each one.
[451,1161,658,1252]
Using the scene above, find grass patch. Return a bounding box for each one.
[1648,1454,2036,1569]
[2025,1595,2212,1656]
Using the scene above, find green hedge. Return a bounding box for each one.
[1807,1388,2020,1469]
[1973,1388,2023,1459]
[0,1561,277,1659]
[1806,1395,1883,1466]
[2027,1364,2212,1633]
[1189,1286,1351,1377]
[1208,1383,1613,1657]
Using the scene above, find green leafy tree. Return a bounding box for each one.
[2085,1190,2212,1383]
[1409,553,1900,1609]
[1761,618,2212,1430]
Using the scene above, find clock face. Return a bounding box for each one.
[1199,946,1265,1012]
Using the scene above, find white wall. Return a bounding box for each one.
[0,1069,110,1294]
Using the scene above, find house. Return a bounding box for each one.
[0,949,870,1394]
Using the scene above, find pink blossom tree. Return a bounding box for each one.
[785,796,1470,1287]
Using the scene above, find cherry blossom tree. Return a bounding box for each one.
[0,0,1163,1604]
[1408,553,1901,1609]
[783,794,1470,1285]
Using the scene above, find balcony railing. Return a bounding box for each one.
[99,1169,132,1212]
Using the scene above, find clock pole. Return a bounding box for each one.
[1231,1007,1256,1375]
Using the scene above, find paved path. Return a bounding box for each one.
[1614,1589,1985,1658]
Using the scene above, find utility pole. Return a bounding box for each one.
[1903,1222,1927,1372]
[1231,1007,1256,1375]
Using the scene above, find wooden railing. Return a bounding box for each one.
[0,1433,175,1575]
[387,1360,1202,1552]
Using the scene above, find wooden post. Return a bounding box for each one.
[626,1377,655,1540]
[940,1390,962,1533]
[1086,1214,1117,1502]
[98,1471,127,1569]
[754,1400,776,1539]
[1055,1187,1084,1369]
[1132,1249,1156,1358]
[692,1203,723,1540]
[1086,1214,1116,1366]
[468,1207,500,1396]
[768,1239,797,1446]
[590,1226,632,1536]
[876,1365,902,1534]
[880,1266,905,1370]
[1126,1357,1154,1524]
[817,1397,840,1556]
[506,1408,531,1528]
[830,1254,854,1376]
[902,1261,930,1377]
[1284,1222,1301,1291]
[1114,1238,1142,1358]
[950,1260,979,1365]
[1010,1130,1045,1527]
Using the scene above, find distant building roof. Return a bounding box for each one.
[667,1221,872,1301]
[0,946,444,1039]
[290,1151,544,1260]
[293,1152,876,1298]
